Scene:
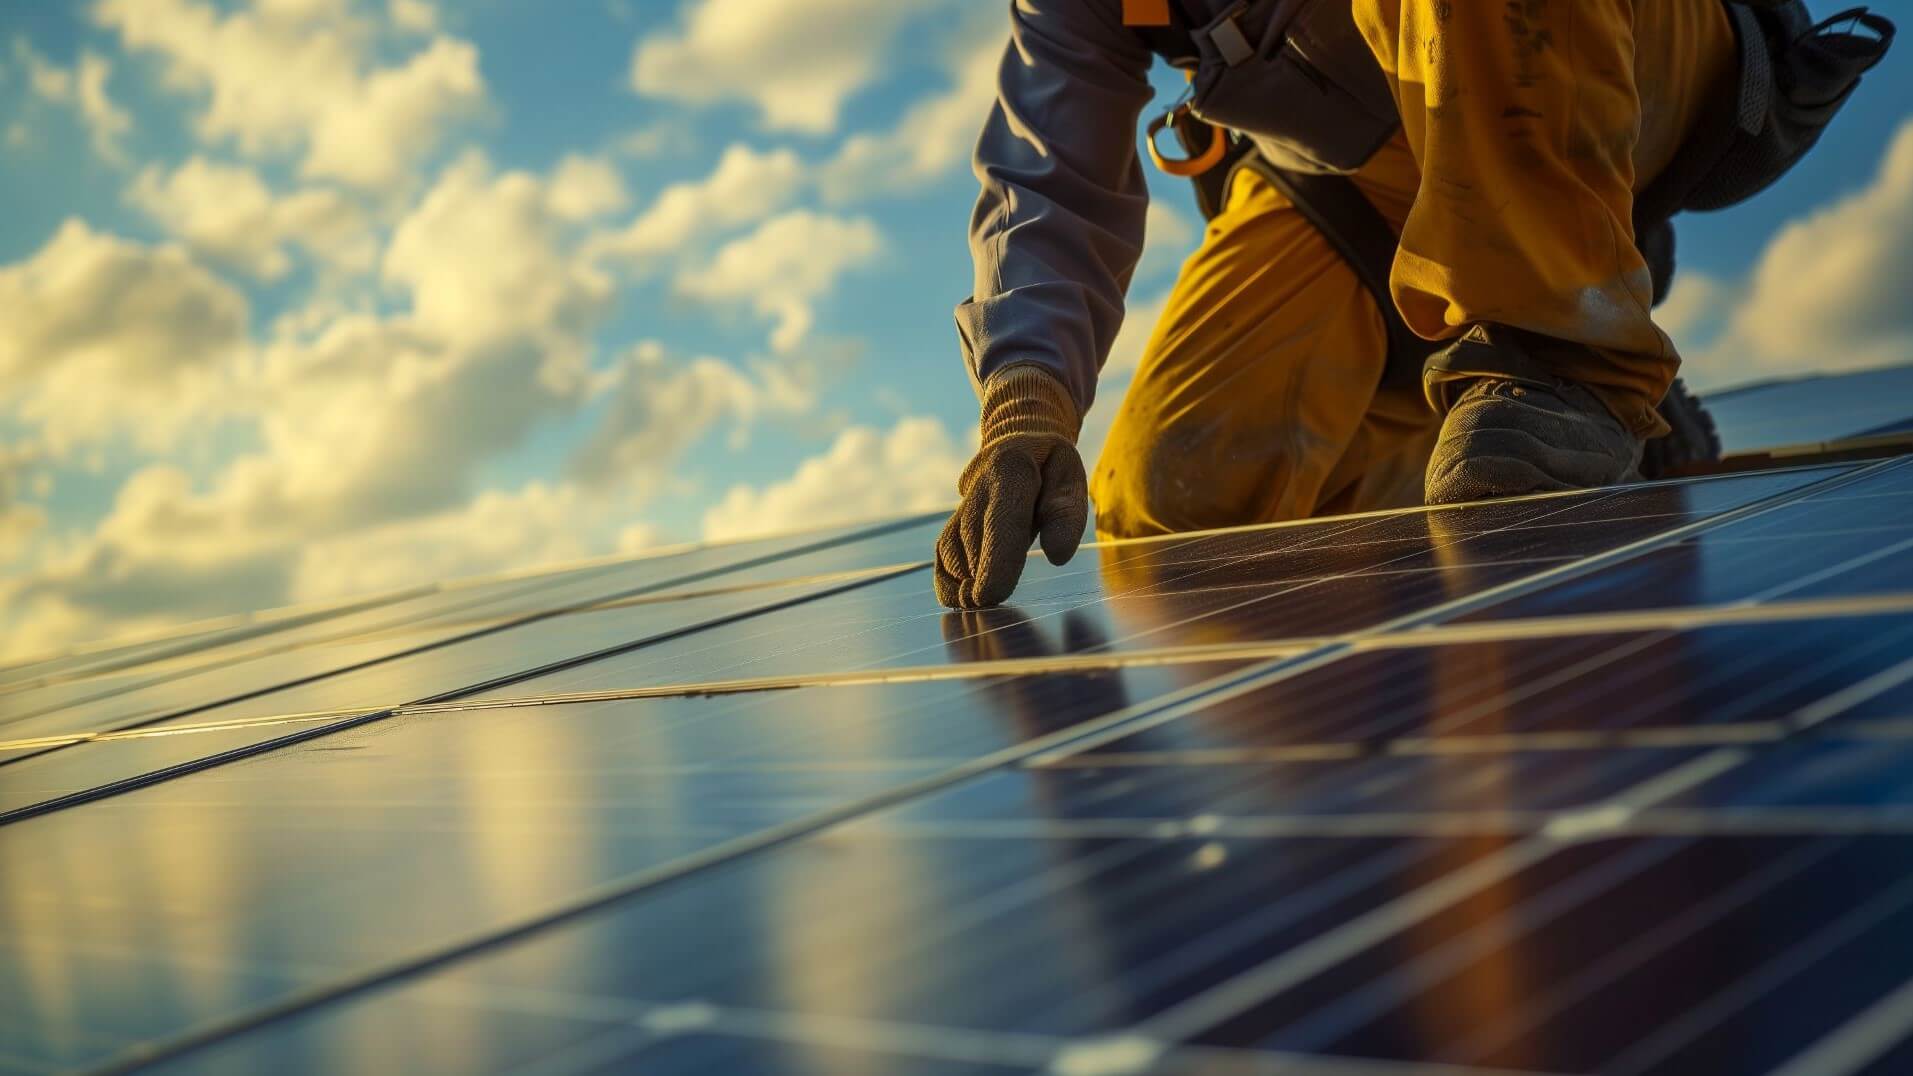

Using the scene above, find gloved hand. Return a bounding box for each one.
[934,365,1089,609]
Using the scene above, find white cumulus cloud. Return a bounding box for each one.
[676,209,884,352]
[817,31,1000,202]
[544,154,631,222]
[702,416,967,542]
[0,145,818,658]
[1679,118,1913,390]
[0,220,250,454]
[94,0,485,192]
[288,480,607,600]
[588,144,805,268]
[568,341,804,492]
[630,0,925,133]
[383,151,615,348]
[127,156,377,279]
[15,42,132,164]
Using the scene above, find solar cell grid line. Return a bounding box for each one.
[28,581,1913,770]
[112,833,1549,1076]
[1056,615,1913,766]
[1702,363,1913,453]
[1272,834,1913,1073]
[0,585,443,683]
[872,747,1720,834]
[1769,973,1913,1076]
[0,512,941,744]
[452,491,1602,700]
[33,660,1288,1075]
[0,640,1294,754]
[0,558,645,723]
[0,514,947,759]
[1092,754,1780,1045]
[1450,454,1913,624]
[1028,463,1892,765]
[336,509,1392,704]
[0,664,1241,1003]
[0,585,435,697]
[71,466,1871,1074]
[0,659,1244,820]
[438,468,1843,713]
[180,589,1913,733]
[118,984,1554,1076]
[1295,834,1913,1074]
[0,562,929,827]
[97,746,1752,1072]
[0,565,914,794]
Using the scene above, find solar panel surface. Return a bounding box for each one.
[5,405,1913,1075]
[1703,362,1913,451]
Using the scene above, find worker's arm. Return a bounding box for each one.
[936,0,1156,610]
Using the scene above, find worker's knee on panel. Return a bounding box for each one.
[1092,408,1287,541]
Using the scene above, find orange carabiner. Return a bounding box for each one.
[1146,104,1228,177]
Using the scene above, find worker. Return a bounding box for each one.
[932,0,1892,609]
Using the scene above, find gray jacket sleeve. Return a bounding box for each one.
[953,0,1156,422]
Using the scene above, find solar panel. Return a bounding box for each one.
[6,433,1913,1074]
[1705,363,1913,452]
[0,514,940,746]
[1456,460,1913,620]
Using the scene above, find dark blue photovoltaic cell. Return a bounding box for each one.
[0,515,941,746]
[1077,615,1913,758]
[1703,363,1913,451]
[0,587,421,693]
[446,470,1838,707]
[149,1018,1334,1076]
[20,457,1913,1076]
[882,748,1705,825]
[0,715,347,815]
[1858,1031,1913,1076]
[141,1003,1045,1076]
[1655,739,1913,809]
[122,832,1515,1073]
[0,570,893,750]
[0,663,1232,1070]
[1202,835,1913,1075]
[0,649,1238,819]
[0,569,594,729]
[1460,459,1913,621]
[1824,678,1913,723]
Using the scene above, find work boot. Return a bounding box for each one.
[1423,325,1643,505]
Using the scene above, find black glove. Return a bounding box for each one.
[934,365,1089,609]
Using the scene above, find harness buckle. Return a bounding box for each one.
[1146,104,1228,177]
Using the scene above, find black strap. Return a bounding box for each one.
[1240,157,1437,392]
[1133,1,1432,393]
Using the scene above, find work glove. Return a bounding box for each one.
[934,364,1089,609]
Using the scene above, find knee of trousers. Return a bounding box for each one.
[1091,414,1307,540]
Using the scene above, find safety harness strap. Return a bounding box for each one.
[1240,158,1437,392]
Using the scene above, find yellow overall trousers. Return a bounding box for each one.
[1092,0,1736,539]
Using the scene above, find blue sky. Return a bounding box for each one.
[0,0,1908,655]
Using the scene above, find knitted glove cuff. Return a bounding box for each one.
[979,364,1080,444]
